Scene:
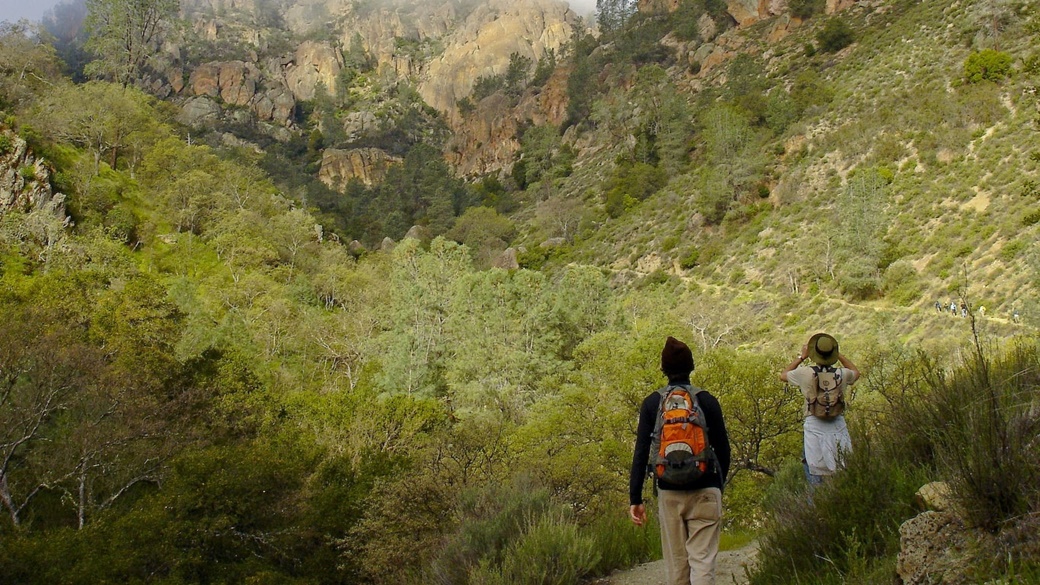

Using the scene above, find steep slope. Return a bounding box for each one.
[519,0,1039,346]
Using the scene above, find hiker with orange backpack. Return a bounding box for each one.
[629,337,731,585]
[780,333,861,488]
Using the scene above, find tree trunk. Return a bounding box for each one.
[0,473,20,527]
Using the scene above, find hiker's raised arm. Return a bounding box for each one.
[780,344,809,383]
[838,353,860,380]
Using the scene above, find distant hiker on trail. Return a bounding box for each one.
[978,305,986,318]
[950,301,957,315]
[780,333,860,488]
[934,300,942,313]
[630,336,731,585]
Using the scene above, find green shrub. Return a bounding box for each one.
[882,260,922,307]
[472,74,505,101]
[585,514,660,576]
[927,344,1040,533]
[427,479,554,584]
[816,18,855,53]
[428,479,614,585]
[1001,239,1026,261]
[679,248,700,269]
[789,0,825,19]
[963,49,1013,84]
[752,439,928,584]
[18,164,37,182]
[0,133,11,154]
[1022,209,1040,226]
[495,514,600,585]
[104,205,139,244]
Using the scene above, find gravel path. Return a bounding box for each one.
[591,540,759,585]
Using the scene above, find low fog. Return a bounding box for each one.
[2,0,599,25]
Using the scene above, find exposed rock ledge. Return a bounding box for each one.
[0,130,67,220]
[318,148,403,190]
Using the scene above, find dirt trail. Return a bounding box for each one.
[593,540,759,585]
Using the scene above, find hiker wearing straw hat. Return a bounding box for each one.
[780,333,861,487]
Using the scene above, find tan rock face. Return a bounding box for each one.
[319,148,403,190]
[418,0,578,115]
[283,41,344,102]
[447,63,570,176]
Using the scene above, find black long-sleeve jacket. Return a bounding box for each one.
[629,382,731,506]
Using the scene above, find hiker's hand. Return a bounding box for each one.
[800,343,809,360]
[629,504,646,526]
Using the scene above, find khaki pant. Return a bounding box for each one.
[657,487,722,585]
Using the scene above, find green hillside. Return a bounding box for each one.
[519,0,1038,349]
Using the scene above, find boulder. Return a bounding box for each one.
[342,111,379,142]
[897,510,972,585]
[915,481,954,513]
[185,60,297,127]
[493,247,520,270]
[404,225,431,241]
[177,96,223,127]
[252,86,296,127]
[187,63,222,97]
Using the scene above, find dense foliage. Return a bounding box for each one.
[2,0,1040,582]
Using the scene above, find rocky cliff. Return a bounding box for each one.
[319,148,403,190]
[0,129,67,219]
[160,0,864,184]
[416,0,579,117]
[167,0,577,134]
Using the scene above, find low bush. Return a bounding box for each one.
[816,18,855,53]
[963,49,1013,84]
[789,0,825,19]
[752,439,927,584]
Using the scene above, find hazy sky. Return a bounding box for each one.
[0,0,598,25]
[0,0,62,24]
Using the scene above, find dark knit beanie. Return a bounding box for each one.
[661,336,694,375]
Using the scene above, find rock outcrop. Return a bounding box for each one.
[318,148,402,190]
[283,41,343,102]
[897,482,974,585]
[417,0,578,116]
[493,247,520,270]
[446,62,571,176]
[182,60,296,127]
[0,130,67,220]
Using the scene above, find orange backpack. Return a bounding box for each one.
[649,385,716,486]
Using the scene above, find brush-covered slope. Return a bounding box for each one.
[509,0,1039,349]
